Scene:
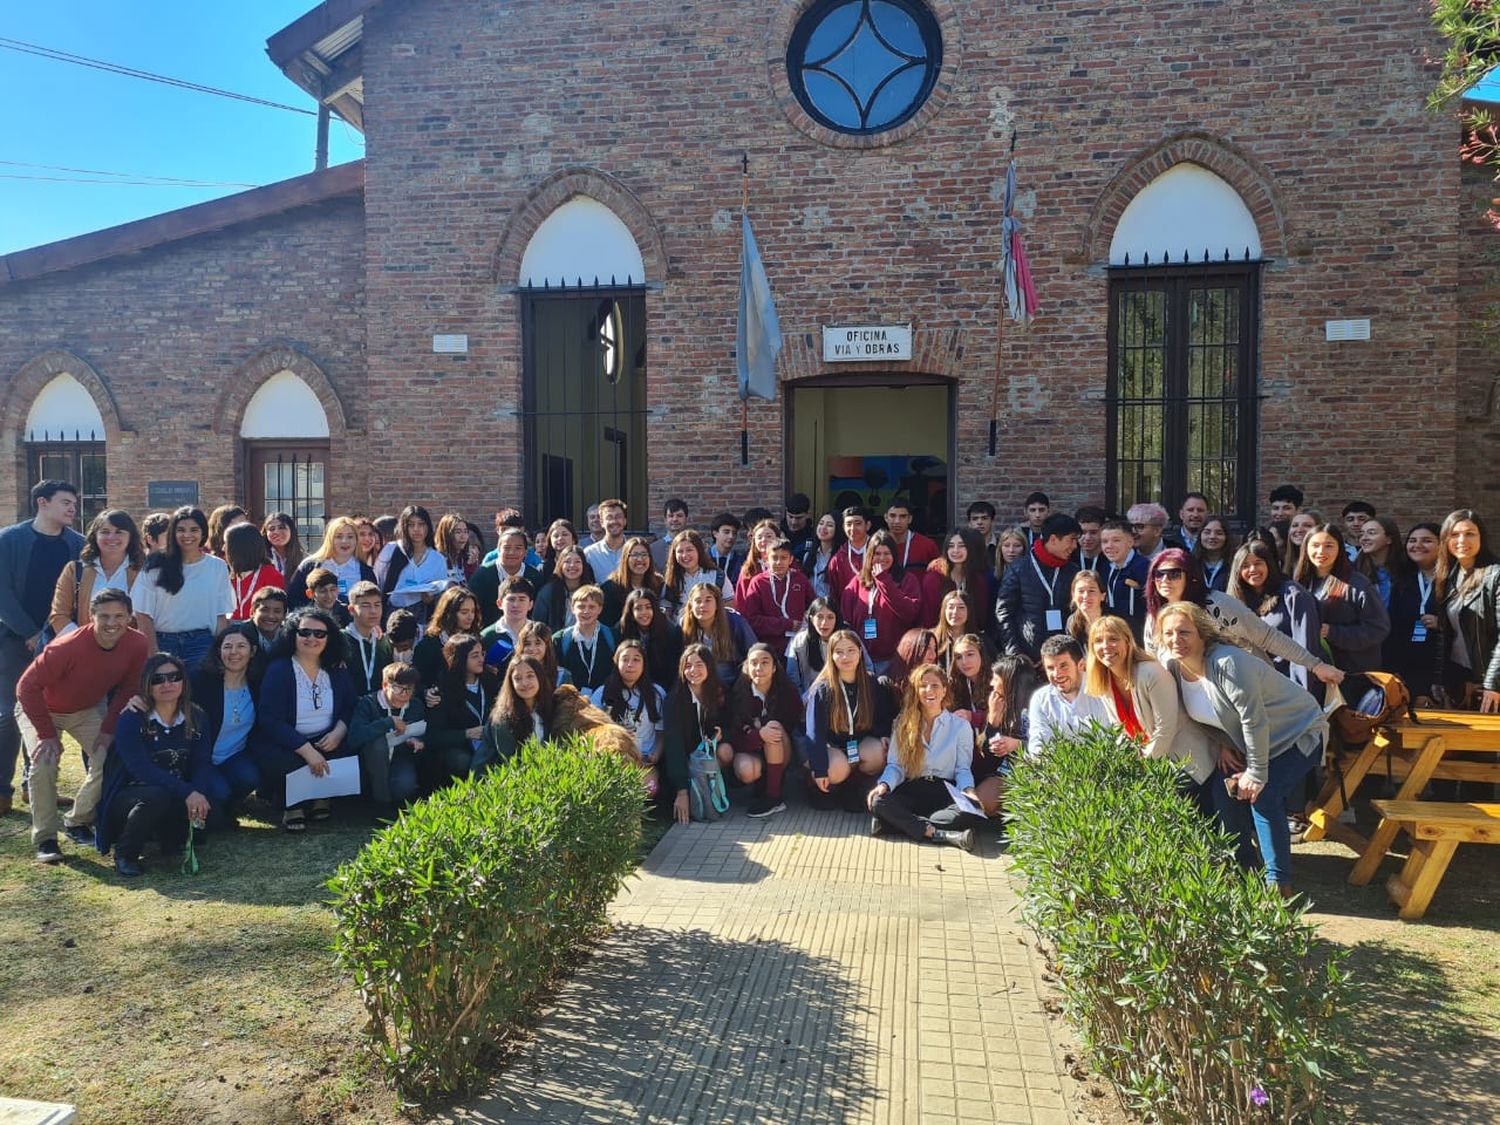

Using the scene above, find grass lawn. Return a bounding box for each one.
[0,749,671,1124]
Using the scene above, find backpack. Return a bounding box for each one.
[687,735,729,821]
[1330,670,1411,748]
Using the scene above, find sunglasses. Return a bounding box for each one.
[296,627,330,639]
[1155,569,1185,580]
[149,670,185,685]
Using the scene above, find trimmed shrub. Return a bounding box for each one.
[1005,723,1354,1124]
[328,737,643,1097]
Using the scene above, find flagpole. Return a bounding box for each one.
[740,151,751,466]
[989,130,1017,457]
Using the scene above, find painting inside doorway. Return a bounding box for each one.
[828,455,948,536]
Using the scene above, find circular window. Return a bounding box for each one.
[786,0,942,136]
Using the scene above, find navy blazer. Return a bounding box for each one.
[255,658,356,754]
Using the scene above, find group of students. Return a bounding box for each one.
[2,479,1496,887]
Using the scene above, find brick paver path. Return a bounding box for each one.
[447,807,1076,1125]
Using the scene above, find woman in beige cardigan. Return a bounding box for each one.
[1083,615,1216,791]
[48,510,144,637]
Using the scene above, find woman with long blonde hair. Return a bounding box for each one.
[866,663,982,849]
[288,515,376,609]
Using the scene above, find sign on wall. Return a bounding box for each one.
[147,480,199,509]
[822,324,912,362]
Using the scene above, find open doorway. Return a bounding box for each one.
[785,376,955,537]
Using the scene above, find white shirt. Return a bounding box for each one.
[590,683,666,761]
[293,662,334,736]
[1177,676,1224,730]
[389,546,452,608]
[57,558,133,637]
[130,555,235,633]
[318,555,365,598]
[1025,685,1107,755]
[583,538,626,581]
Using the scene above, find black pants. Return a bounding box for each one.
[108,783,188,859]
[872,777,986,841]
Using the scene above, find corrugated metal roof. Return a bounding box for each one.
[312,16,363,66]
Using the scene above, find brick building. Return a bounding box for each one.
[1,0,1493,541]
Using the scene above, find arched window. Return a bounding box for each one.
[1106,164,1262,525]
[25,373,107,526]
[518,197,648,528]
[240,370,331,539]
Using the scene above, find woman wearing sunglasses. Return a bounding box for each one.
[255,607,355,832]
[95,653,215,877]
[1142,548,1344,692]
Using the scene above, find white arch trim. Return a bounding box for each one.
[25,373,106,441]
[519,196,647,287]
[240,370,331,438]
[1109,163,1262,266]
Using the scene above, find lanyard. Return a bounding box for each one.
[352,630,377,686]
[1030,554,1061,609]
[899,535,912,568]
[839,679,859,732]
[1204,560,1222,587]
[847,542,866,571]
[1416,572,1432,613]
[575,632,599,681]
[231,571,253,610]
[770,573,792,618]
[465,683,487,723]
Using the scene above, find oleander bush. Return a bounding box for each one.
[328,737,643,1098]
[1005,723,1354,1124]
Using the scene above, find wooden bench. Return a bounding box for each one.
[1368,799,1500,919]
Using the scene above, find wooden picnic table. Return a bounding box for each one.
[1300,708,1500,886]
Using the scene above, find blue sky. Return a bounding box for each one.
[0,2,363,255]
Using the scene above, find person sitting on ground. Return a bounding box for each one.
[945,633,991,733]
[660,643,733,825]
[96,652,214,877]
[422,634,495,790]
[725,643,802,818]
[477,654,556,773]
[805,628,893,808]
[867,663,983,851]
[18,588,148,863]
[193,621,267,831]
[255,607,356,833]
[348,661,428,813]
[591,640,667,799]
[976,654,1038,816]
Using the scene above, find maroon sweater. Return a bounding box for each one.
[17,625,148,739]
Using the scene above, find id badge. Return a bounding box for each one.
[1412,620,1427,643]
[1045,609,1064,632]
[337,577,350,598]
[863,617,878,641]
[845,739,861,763]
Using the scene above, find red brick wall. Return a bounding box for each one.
[1458,161,1500,528]
[0,197,365,522]
[358,0,1459,533]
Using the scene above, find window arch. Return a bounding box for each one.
[518,196,647,288]
[1106,164,1263,526]
[25,373,107,526]
[518,196,648,528]
[239,369,331,539]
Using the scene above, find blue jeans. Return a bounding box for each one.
[203,751,261,827]
[157,629,214,674]
[1214,742,1320,887]
[0,634,33,797]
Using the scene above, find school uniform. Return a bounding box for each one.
[553,624,617,692]
[1101,550,1150,641]
[739,568,816,648]
[840,571,923,666]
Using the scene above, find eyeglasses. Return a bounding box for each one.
[296,627,330,639]
[1155,569,1185,580]
[149,670,185,685]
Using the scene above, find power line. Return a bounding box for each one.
[0,173,256,189]
[0,36,317,115]
[0,160,258,188]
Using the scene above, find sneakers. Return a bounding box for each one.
[113,853,144,877]
[36,839,63,864]
[747,796,786,818]
[64,824,95,847]
[931,828,976,852]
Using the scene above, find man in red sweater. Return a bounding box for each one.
[17,588,148,863]
[740,538,815,648]
[826,506,872,601]
[883,500,939,571]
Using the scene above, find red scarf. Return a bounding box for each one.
[1033,538,1069,569]
[1110,680,1145,739]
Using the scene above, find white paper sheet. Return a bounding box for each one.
[944,780,987,819]
[285,755,362,805]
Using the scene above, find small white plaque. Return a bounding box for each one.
[432,333,469,354]
[822,324,912,362]
[1324,319,1371,342]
